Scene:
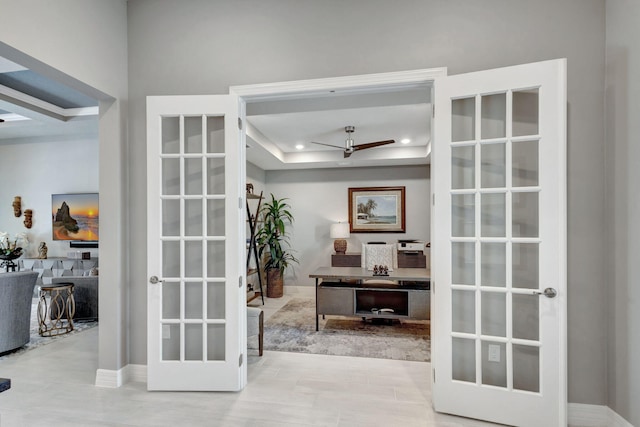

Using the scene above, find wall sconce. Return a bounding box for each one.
[330,222,350,254]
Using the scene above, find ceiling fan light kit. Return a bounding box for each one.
[311,125,395,158]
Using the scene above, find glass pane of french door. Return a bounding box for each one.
[159,115,227,363]
[450,88,542,390]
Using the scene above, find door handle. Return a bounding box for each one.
[533,287,557,298]
[149,276,163,284]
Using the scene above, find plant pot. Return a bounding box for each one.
[266,268,284,298]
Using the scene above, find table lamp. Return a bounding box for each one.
[330,222,350,254]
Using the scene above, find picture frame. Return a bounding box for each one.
[348,186,406,233]
[51,193,99,242]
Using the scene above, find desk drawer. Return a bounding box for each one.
[317,285,353,315]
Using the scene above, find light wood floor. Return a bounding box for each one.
[0,288,505,427]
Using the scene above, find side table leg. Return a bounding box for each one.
[315,278,319,331]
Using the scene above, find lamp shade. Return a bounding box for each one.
[330,223,350,239]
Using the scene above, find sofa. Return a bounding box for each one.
[0,271,38,354]
[51,276,98,321]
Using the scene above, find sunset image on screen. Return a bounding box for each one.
[51,193,99,241]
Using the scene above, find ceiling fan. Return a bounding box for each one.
[311,126,395,158]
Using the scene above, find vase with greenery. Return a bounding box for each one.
[256,194,298,298]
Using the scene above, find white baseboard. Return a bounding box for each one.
[94,364,147,388]
[568,403,633,427]
[127,364,148,383]
[94,368,123,388]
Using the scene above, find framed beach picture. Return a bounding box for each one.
[348,186,406,233]
[51,193,99,242]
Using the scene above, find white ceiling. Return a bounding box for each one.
[245,87,433,170]
[1,54,432,170]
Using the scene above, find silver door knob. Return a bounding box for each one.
[149,276,163,284]
[533,287,557,298]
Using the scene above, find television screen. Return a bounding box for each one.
[51,193,99,242]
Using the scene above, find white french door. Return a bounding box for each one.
[146,95,246,391]
[432,59,567,426]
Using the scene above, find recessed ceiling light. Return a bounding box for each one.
[295,144,304,150]
[401,138,411,144]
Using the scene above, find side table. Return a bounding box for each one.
[38,283,75,336]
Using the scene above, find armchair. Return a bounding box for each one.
[0,271,39,354]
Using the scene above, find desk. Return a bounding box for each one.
[310,267,430,331]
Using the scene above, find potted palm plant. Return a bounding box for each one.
[256,194,298,298]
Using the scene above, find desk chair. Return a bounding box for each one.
[361,243,397,270]
[361,243,398,281]
[361,243,399,323]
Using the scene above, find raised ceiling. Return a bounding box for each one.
[0,53,432,170]
[0,56,98,141]
[245,87,433,170]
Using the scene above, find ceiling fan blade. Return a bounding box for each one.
[310,141,344,149]
[352,139,395,151]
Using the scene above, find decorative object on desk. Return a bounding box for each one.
[348,186,405,233]
[12,196,21,217]
[373,265,389,276]
[256,194,298,298]
[23,209,33,229]
[329,222,350,254]
[37,242,48,259]
[246,182,254,194]
[263,298,430,362]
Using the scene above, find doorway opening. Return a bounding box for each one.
[231,68,444,363]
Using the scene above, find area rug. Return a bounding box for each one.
[0,298,97,361]
[263,297,430,362]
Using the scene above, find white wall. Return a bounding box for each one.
[127,0,607,405]
[0,136,99,258]
[605,1,640,425]
[264,165,430,287]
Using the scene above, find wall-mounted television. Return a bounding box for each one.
[51,193,99,243]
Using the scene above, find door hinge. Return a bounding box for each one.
[239,353,243,367]
[238,276,243,288]
[239,197,243,209]
[433,368,435,383]
[432,104,435,118]
[432,194,435,205]
[238,117,243,130]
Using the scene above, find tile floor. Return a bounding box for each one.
[0,289,504,427]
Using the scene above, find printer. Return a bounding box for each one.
[397,240,426,253]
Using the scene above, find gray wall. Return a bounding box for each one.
[605,1,640,425]
[127,0,608,405]
[0,0,129,373]
[265,165,430,287]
